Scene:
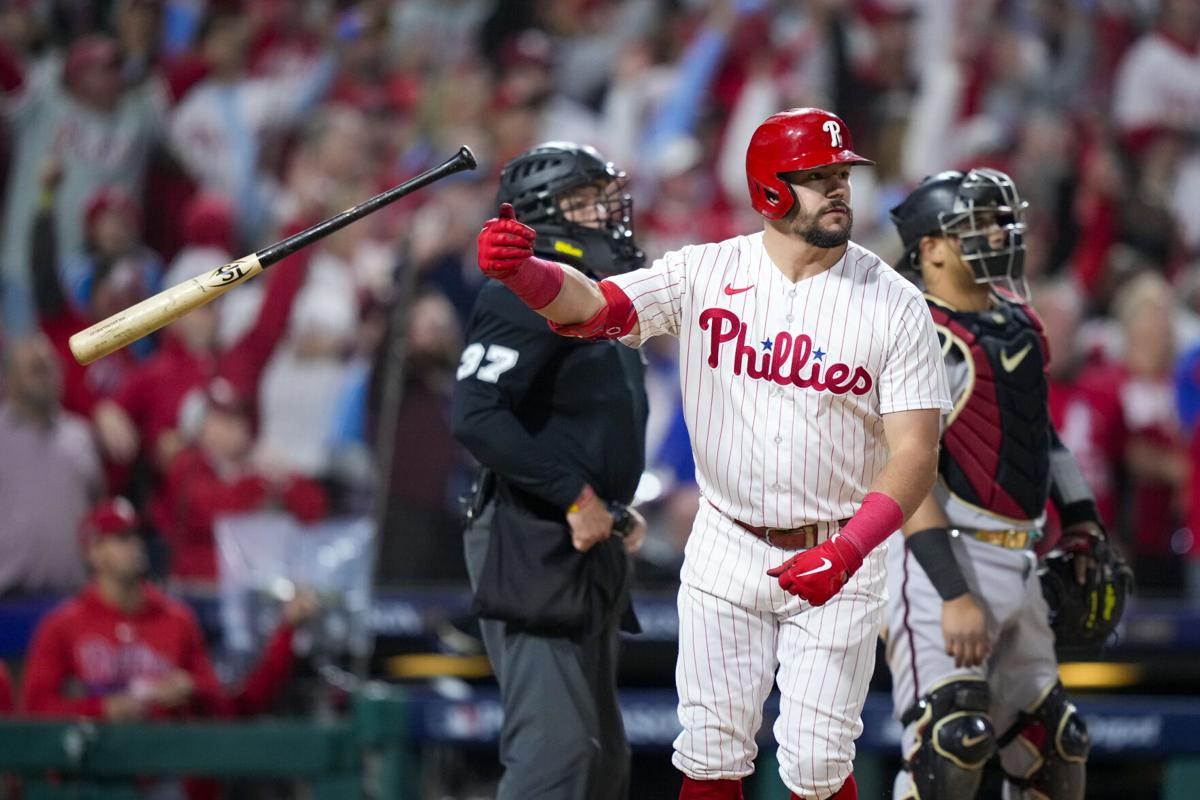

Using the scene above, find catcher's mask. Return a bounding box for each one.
[1039,538,1133,659]
[890,168,1030,300]
[497,142,644,278]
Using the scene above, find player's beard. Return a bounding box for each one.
[791,202,853,248]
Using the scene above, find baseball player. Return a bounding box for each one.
[475,108,952,800]
[884,168,1117,800]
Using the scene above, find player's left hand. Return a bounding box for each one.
[767,534,864,605]
[1060,521,1104,585]
[477,203,536,278]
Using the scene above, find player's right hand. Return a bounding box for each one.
[477,203,536,278]
[941,593,991,668]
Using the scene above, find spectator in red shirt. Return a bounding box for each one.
[20,497,314,721]
[153,379,327,586]
[29,163,143,424]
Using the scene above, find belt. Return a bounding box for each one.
[953,528,1038,550]
[715,503,851,550]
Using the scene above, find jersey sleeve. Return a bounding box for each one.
[602,247,687,347]
[878,291,953,415]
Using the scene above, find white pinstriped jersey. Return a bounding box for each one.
[607,232,951,529]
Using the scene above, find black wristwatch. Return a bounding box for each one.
[608,502,634,539]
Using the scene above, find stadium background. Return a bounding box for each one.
[0,0,1199,797]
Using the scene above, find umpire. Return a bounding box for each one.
[452,142,649,800]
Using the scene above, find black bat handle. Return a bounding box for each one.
[255,146,478,267]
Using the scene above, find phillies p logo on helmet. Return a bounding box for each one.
[822,120,843,148]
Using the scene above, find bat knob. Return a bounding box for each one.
[457,146,478,171]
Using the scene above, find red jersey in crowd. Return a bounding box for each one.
[1088,362,1186,555]
[116,240,313,465]
[19,583,296,719]
[41,304,137,420]
[115,335,215,460]
[1048,366,1126,529]
[153,446,326,583]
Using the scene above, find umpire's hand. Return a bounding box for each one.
[567,487,614,552]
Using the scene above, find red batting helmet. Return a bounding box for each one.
[746,108,874,220]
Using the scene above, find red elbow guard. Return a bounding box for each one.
[549,280,637,340]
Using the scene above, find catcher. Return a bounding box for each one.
[884,168,1132,800]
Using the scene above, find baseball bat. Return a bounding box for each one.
[69,146,478,365]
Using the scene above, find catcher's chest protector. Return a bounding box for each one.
[929,298,1052,521]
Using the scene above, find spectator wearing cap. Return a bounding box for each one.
[25,164,147,489]
[153,378,328,586]
[0,333,102,597]
[0,33,166,336]
[59,184,163,323]
[21,497,316,728]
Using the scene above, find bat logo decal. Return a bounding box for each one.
[212,261,249,286]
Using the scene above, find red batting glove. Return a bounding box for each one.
[477,203,536,278]
[767,534,864,605]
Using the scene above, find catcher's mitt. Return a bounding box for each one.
[1039,536,1133,659]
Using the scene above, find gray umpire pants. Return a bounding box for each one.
[463,503,631,800]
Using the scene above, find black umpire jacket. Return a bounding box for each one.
[451,279,648,520]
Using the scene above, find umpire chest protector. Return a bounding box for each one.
[928,296,1051,521]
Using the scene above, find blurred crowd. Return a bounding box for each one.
[1,0,1200,616]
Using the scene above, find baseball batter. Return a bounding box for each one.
[475,108,951,800]
[884,168,1111,800]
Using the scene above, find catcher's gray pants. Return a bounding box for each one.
[883,531,1062,797]
[464,504,631,800]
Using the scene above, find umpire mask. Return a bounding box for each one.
[497,142,645,278]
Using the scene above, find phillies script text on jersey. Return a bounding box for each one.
[700,307,874,395]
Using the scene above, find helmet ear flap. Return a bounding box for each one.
[751,173,795,220]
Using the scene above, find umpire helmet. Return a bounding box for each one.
[889,168,1030,299]
[745,108,874,220]
[497,142,644,277]
[1039,538,1133,659]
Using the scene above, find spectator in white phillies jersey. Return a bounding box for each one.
[476,108,951,800]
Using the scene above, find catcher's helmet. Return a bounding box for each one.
[1039,539,1133,659]
[497,142,643,277]
[889,168,1030,299]
[745,108,874,220]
